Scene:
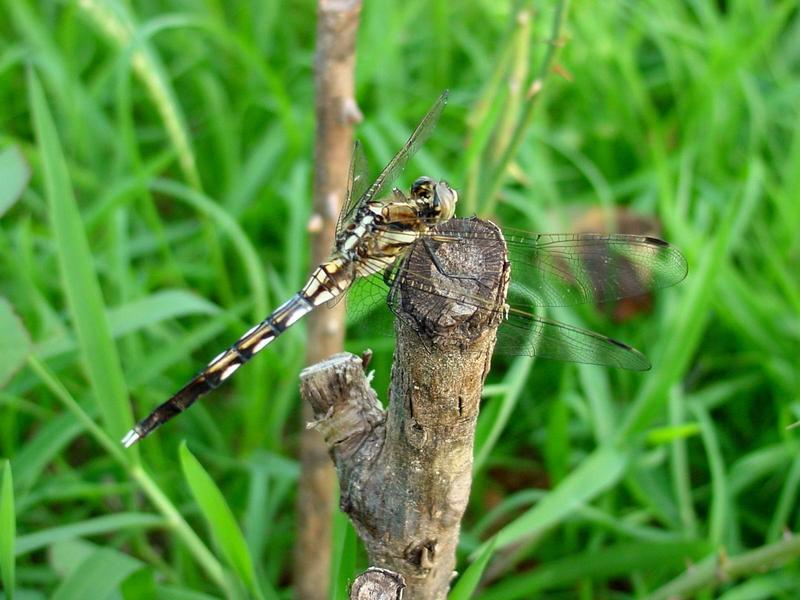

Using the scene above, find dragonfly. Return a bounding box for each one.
[121,91,687,447]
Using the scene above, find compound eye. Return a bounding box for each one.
[411,176,435,199]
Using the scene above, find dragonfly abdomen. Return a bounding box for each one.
[121,259,356,447]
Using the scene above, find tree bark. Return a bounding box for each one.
[300,218,510,600]
[296,2,362,599]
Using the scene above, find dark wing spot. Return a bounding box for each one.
[644,236,669,247]
[607,336,634,350]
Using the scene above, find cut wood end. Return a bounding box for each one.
[350,567,405,600]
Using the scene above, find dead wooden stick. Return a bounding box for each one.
[296,1,362,598]
[301,218,509,600]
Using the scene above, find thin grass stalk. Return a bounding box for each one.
[462,1,530,215]
[78,0,201,190]
[645,534,800,600]
[295,2,362,598]
[489,9,531,183]
[482,0,569,216]
[26,355,231,594]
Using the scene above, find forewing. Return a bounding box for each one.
[462,230,687,307]
[362,90,448,204]
[379,231,654,371]
[335,140,370,237]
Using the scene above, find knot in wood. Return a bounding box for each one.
[404,417,427,448]
[404,539,438,572]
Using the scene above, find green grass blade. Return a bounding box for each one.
[449,535,497,600]
[105,290,220,334]
[330,508,357,600]
[78,0,201,189]
[51,546,144,600]
[15,513,165,556]
[6,1,113,149]
[646,535,800,600]
[479,540,708,600]
[49,539,119,575]
[130,464,229,593]
[0,145,30,217]
[0,461,15,600]
[717,573,800,600]
[149,178,268,320]
[474,444,629,556]
[690,403,727,547]
[668,388,698,536]
[22,356,228,592]
[179,442,263,600]
[125,305,246,388]
[765,454,800,543]
[474,356,533,472]
[153,585,222,600]
[482,0,569,208]
[0,298,31,388]
[10,413,83,493]
[37,289,222,360]
[619,160,766,439]
[27,68,134,443]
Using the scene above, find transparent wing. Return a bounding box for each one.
[379,224,661,370]
[503,231,687,307]
[345,272,392,328]
[328,142,370,309]
[402,228,687,308]
[494,308,651,370]
[337,90,448,231]
[360,90,448,205]
[335,140,370,237]
[329,90,449,312]
[382,257,652,369]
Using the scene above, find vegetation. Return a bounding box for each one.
[1,0,798,598]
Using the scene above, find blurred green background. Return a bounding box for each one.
[1,0,799,598]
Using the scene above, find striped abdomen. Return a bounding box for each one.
[121,257,355,446]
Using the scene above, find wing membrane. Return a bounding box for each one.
[344,272,391,326]
[495,309,651,370]
[336,140,370,237]
[504,232,687,307]
[335,91,448,240]
[341,264,653,370]
[377,226,657,370]
[406,229,687,307]
[347,91,448,214]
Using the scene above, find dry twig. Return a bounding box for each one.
[296,2,362,598]
[301,219,509,599]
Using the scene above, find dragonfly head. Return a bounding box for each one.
[411,176,458,222]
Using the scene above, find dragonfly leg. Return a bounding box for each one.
[426,233,463,243]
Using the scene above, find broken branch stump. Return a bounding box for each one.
[300,218,509,599]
